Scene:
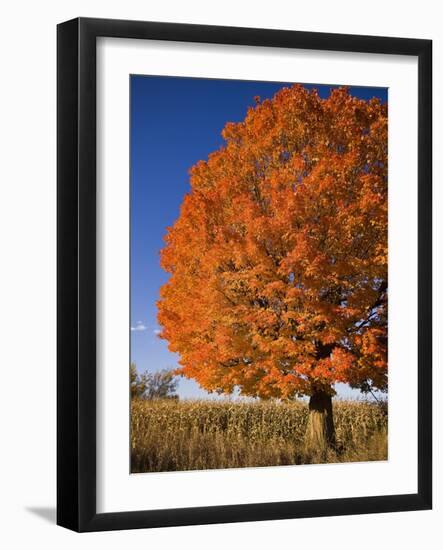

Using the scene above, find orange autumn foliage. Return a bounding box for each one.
[157,85,387,399]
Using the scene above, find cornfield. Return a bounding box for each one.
[131,399,387,473]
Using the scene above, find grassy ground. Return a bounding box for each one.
[131,398,388,473]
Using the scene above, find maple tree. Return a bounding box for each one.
[157,85,387,450]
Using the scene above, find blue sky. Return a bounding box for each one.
[130,75,387,400]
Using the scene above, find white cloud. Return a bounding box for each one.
[153,329,161,336]
[131,322,147,332]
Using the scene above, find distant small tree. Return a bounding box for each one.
[130,363,179,400]
[130,362,147,399]
[144,369,179,400]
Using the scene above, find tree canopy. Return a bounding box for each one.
[157,85,387,400]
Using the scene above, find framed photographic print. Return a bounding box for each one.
[57,17,432,532]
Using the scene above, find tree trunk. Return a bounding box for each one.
[304,389,336,456]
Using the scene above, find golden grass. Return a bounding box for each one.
[131,398,387,473]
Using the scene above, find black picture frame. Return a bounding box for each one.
[57,17,432,532]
